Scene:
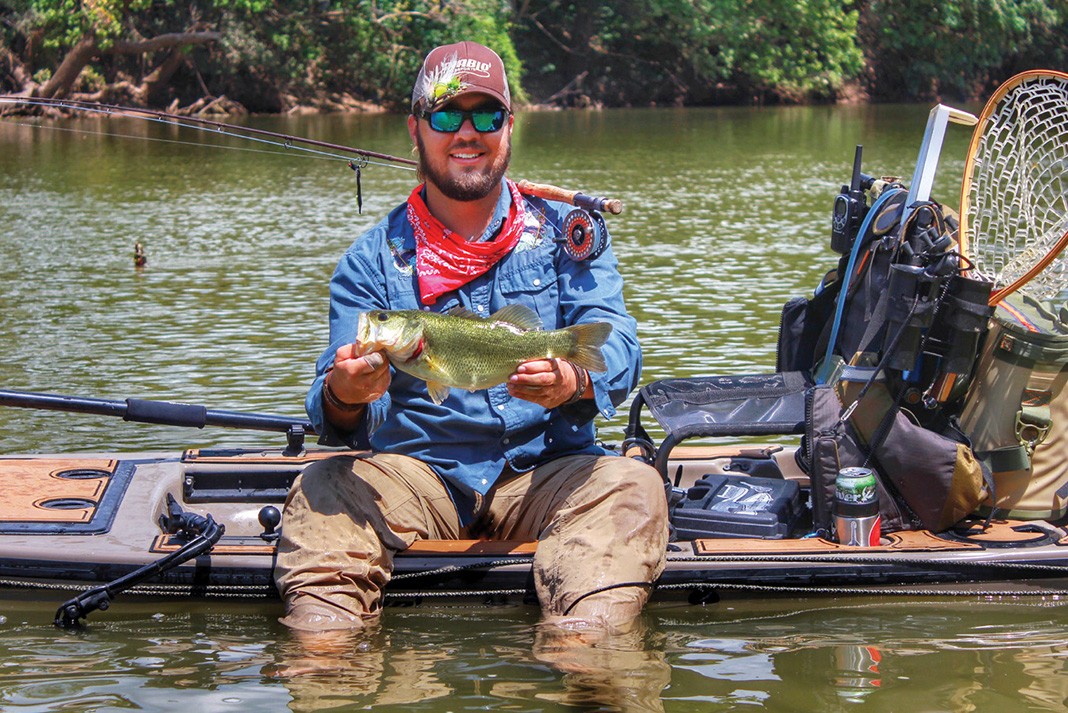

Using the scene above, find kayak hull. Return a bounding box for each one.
[3,448,1068,607]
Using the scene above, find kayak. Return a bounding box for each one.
[3,397,1068,628]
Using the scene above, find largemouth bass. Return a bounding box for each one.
[356,304,612,405]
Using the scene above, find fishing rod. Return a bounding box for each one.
[0,95,418,168]
[1,95,625,213]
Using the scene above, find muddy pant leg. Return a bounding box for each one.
[483,454,668,631]
[274,453,459,631]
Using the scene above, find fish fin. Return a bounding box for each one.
[445,306,482,321]
[565,322,614,373]
[426,380,450,405]
[489,304,542,331]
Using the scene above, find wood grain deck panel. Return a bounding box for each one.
[0,458,116,522]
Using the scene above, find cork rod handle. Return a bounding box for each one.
[516,180,624,215]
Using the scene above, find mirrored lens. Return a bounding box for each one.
[471,111,506,132]
[428,111,464,132]
[425,109,506,133]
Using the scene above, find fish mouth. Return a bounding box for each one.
[355,311,423,361]
[356,312,371,348]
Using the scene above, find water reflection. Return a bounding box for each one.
[274,628,454,711]
[271,615,672,713]
[661,598,1068,711]
[4,597,1068,711]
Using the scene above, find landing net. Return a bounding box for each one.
[961,71,1068,301]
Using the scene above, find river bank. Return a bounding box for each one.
[2,76,881,119]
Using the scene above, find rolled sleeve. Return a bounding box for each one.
[306,215,401,447]
[554,221,641,425]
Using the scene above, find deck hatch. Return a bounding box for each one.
[183,469,297,503]
[0,458,137,534]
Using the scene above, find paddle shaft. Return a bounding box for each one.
[0,388,315,434]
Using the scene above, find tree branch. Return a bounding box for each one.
[138,47,188,101]
[525,15,574,55]
[36,36,98,99]
[372,11,444,24]
[106,31,222,55]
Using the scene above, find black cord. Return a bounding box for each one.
[561,581,656,616]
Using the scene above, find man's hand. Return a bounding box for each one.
[508,358,584,409]
[326,344,390,410]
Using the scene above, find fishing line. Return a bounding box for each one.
[1,115,417,171]
[2,118,344,161]
[0,96,418,171]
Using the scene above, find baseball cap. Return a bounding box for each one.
[411,41,511,113]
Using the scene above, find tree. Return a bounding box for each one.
[511,0,863,106]
[2,0,229,104]
[0,0,524,113]
[861,0,1068,101]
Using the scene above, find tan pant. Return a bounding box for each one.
[274,452,668,631]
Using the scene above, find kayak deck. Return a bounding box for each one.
[3,449,1068,605]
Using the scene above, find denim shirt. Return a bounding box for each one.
[306,179,642,522]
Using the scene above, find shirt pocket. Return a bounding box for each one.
[496,255,560,330]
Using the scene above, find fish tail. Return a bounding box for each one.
[564,322,613,373]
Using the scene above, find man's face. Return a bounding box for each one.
[409,93,512,202]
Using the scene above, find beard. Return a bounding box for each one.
[415,131,512,202]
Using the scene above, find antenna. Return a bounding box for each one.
[850,144,863,192]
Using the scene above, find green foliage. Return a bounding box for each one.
[28,0,154,49]
[513,0,863,105]
[863,0,1068,100]
[722,0,863,97]
[2,0,1067,109]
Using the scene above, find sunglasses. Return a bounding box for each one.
[419,108,509,133]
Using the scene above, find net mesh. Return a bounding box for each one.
[967,74,1068,300]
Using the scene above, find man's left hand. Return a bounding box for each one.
[508,359,580,409]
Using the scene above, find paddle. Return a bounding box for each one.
[0,388,315,442]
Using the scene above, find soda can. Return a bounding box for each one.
[834,467,880,547]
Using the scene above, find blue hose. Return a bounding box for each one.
[816,187,905,384]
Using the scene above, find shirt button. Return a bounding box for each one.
[497,404,506,410]
[503,437,510,445]
[481,478,488,485]
[533,279,541,286]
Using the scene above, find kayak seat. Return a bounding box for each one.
[624,371,812,482]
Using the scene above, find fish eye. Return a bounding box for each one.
[376,312,389,322]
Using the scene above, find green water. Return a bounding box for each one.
[4,106,1068,712]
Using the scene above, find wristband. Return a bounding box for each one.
[323,371,366,414]
[562,361,588,406]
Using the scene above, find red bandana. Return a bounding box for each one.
[407,179,527,305]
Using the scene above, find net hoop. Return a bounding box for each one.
[958,69,1068,303]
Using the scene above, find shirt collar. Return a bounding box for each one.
[481,177,512,242]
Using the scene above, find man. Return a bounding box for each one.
[274,41,668,633]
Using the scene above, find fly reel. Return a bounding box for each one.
[559,209,609,261]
